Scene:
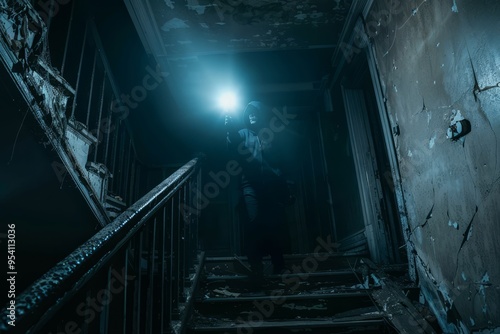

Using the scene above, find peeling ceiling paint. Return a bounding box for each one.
[164,0,174,10]
[151,0,351,55]
[161,17,190,32]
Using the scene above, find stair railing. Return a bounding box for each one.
[0,157,201,334]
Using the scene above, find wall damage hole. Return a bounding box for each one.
[447,110,470,142]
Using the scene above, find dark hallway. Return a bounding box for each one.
[1,0,499,333]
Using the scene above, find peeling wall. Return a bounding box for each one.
[369,0,500,331]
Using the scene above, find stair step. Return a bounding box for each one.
[203,270,366,292]
[185,256,417,334]
[199,290,373,303]
[204,255,366,277]
[194,289,376,320]
[187,314,394,333]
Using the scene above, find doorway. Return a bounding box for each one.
[327,52,405,264]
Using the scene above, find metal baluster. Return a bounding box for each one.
[160,206,167,333]
[70,22,88,119]
[123,138,132,203]
[85,49,97,128]
[132,230,143,333]
[179,186,186,299]
[117,127,126,197]
[195,167,201,260]
[177,191,183,304]
[93,75,106,162]
[128,158,136,204]
[60,0,75,76]
[82,289,92,334]
[109,117,120,193]
[103,92,113,167]
[101,267,111,333]
[168,200,174,328]
[122,244,130,334]
[170,196,179,318]
[146,217,157,334]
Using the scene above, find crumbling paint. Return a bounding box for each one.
[448,220,459,229]
[188,4,214,15]
[29,69,68,137]
[213,288,240,298]
[452,0,459,13]
[429,135,436,148]
[161,18,190,32]
[282,303,327,311]
[478,271,490,313]
[481,272,490,284]
[479,272,491,314]
[164,0,174,10]
[450,109,465,124]
[230,38,249,43]
[152,0,351,61]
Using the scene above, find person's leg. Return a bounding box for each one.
[242,187,264,274]
[265,204,286,274]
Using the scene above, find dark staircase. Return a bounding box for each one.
[185,255,439,334]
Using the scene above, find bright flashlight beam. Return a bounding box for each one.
[218,91,238,112]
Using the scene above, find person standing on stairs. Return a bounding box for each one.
[225,101,295,278]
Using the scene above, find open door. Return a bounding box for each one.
[341,87,396,264]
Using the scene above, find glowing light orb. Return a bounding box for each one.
[218,91,238,112]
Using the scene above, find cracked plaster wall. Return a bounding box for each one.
[369,0,500,332]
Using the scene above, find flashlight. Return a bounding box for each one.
[218,91,238,114]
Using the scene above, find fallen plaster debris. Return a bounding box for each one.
[282,303,327,311]
[213,288,240,298]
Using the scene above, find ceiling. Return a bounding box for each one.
[123,0,355,114]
